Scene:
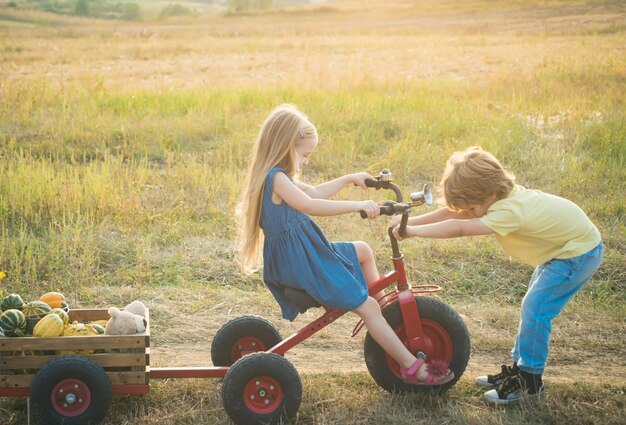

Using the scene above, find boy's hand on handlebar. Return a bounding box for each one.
[358,200,380,219]
[390,214,402,228]
[352,172,375,190]
[392,224,410,240]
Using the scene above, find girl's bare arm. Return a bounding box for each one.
[275,172,379,217]
[295,172,373,199]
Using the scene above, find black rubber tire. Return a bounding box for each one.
[211,315,282,366]
[30,355,112,425]
[364,296,471,394]
[221,352,302,425]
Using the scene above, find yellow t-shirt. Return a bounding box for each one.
[480,185,601,266]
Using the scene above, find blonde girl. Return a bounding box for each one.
[238,104,453,386]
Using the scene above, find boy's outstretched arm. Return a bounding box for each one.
[391,207,473,228]
[393,218,494,240]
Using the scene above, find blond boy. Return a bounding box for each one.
[393,146,603,404]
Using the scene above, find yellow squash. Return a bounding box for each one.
[33,314,64,337]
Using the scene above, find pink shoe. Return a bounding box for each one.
[400,354,455,386]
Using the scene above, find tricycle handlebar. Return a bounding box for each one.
[359,201,409,219]
[358,171,432,250]
[362,178,403,202]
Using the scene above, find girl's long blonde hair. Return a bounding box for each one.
[238,104,317,273]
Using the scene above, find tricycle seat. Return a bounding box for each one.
[283,287,321,313]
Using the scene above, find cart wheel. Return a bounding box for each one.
[211,316,282,366]
[30,355,112,425]
[364,296,470,394]
[222,352,301,425]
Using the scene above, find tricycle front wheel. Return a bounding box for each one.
[364,296,470,394]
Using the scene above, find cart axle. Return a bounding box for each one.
[150,367,229,379]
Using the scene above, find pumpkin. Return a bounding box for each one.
[48,308,70,326]
[33,314,64,337]
[0,327,5,337]
[0,309,26,337]
[57,322,98,355]
[1,294,24,312]
[63,321,99,336]
[39,292,68,310]
[21,301,52,319]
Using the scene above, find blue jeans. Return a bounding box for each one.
[512,242,604,374]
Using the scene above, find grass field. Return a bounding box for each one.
[0,0,625,424]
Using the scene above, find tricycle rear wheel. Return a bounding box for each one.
[364,296,470,394]
[211,315,282,366]
[221,352,302,425]
[30,355,112,425]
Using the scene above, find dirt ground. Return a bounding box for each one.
[132,287,625,387]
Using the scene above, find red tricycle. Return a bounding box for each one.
[0,170,470,425]
[210,170,471,424]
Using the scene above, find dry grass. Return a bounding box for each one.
[0,0,625,424]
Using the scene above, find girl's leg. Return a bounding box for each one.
[355,297,415,368]
[355,297,433,381]
[353,241,384,301]
[353,243,453,384]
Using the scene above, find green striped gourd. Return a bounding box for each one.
[87,323,105,335]
[1,294,24,312]
[0,309,26,337]
[21,301,51,319]
[33,314,64,337]
[48,308,70,326]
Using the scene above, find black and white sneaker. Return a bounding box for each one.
[475,364,518,388]
[483,375,544,405]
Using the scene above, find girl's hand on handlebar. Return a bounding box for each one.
[358,200,380,219]
[352,172,375,190]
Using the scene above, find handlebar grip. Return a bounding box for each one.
[380,204,395,216]
[399,212,409,237]
[364,178,378,188]
[360,205,387,219]
[361,203,405,218]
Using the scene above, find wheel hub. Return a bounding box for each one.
[231,337,266,362]
[387,319,453,380]
[51,378,91,417]
[244,376,283,414]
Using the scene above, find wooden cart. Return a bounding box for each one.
[0,308,231,424]
[0,308,150,424]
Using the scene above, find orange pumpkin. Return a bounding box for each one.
[39,292,68,310]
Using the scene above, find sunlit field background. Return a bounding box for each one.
[1,0,625,423]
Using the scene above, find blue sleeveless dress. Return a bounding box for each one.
[261,167,368,321]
